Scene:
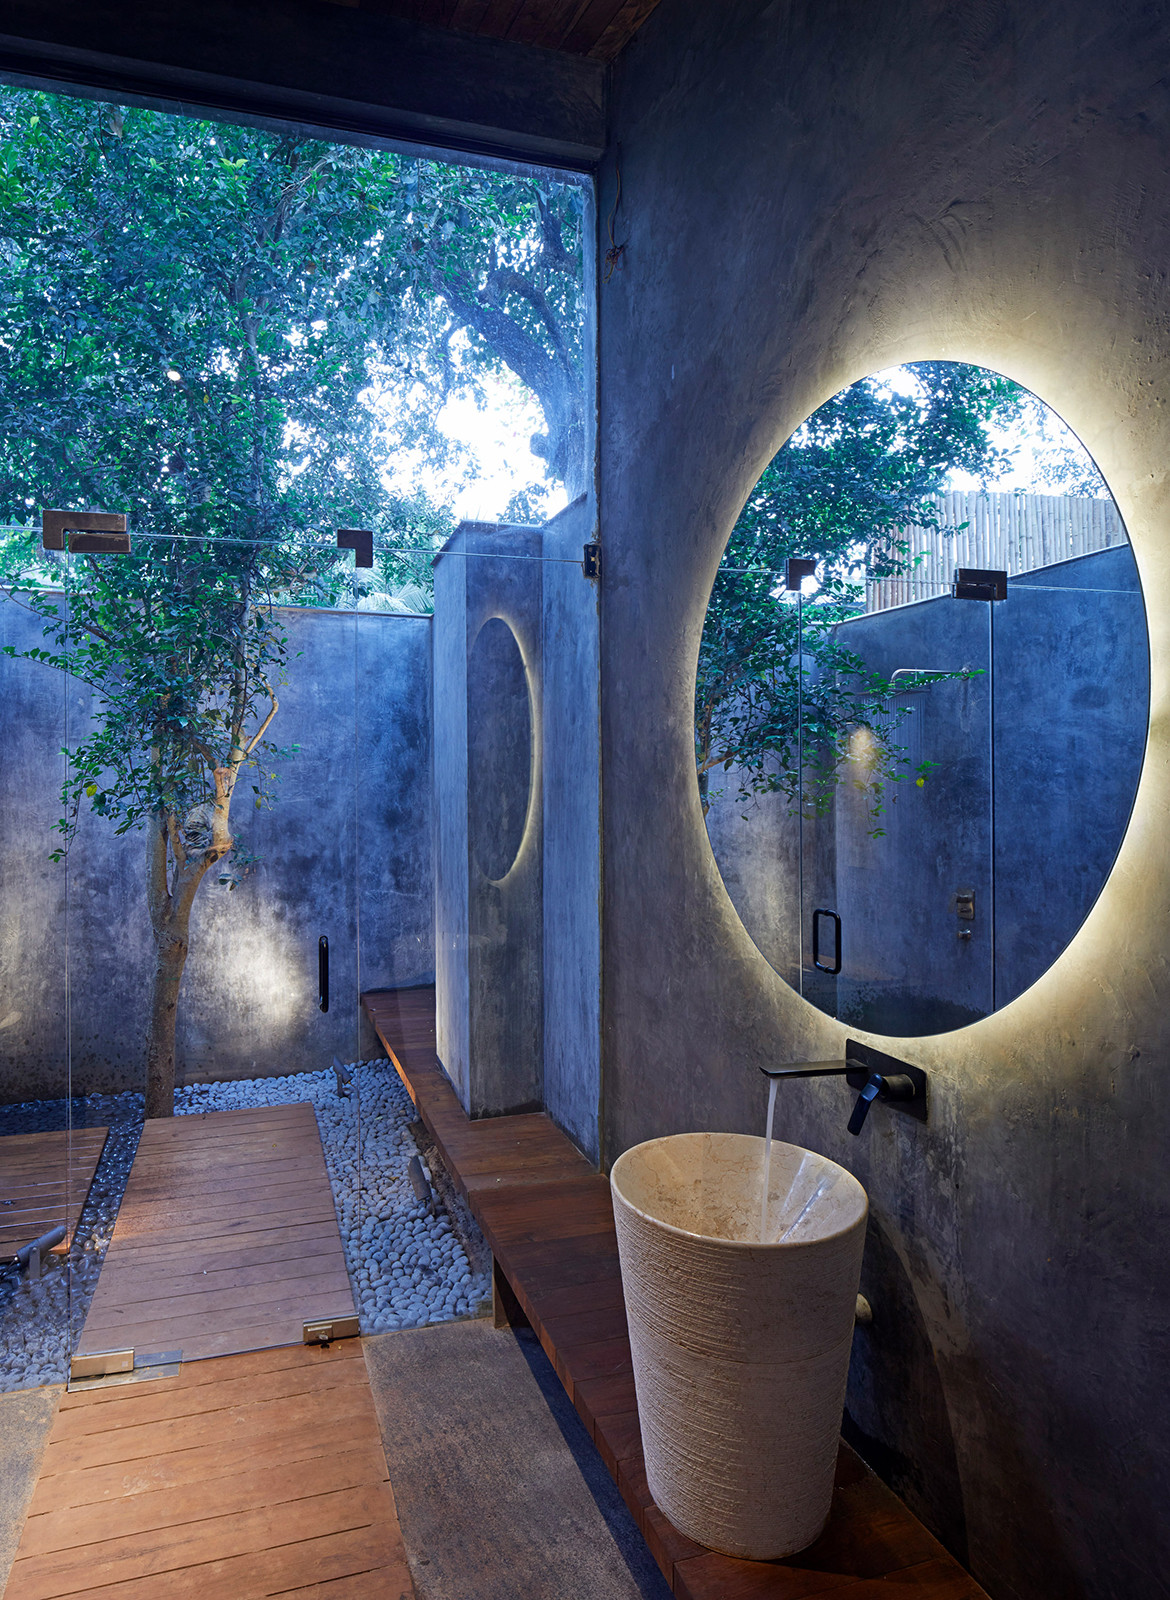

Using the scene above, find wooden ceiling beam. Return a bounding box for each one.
[0,0,606,169]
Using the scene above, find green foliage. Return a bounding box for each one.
[2,533,303,881]
[0,85,584,1108]
[696,364,1024,825]
[0,86,583,872]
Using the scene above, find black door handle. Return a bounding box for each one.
[318,936,329,1013]
[812,908,842,974]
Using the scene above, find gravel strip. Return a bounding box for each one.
[0,1062,491,1391]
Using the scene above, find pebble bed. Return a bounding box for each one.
[0,1061,491,1392]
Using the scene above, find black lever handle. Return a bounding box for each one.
[848,1072,883,1135]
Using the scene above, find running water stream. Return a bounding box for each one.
[759,1076,779,1243]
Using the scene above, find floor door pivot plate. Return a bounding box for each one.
[303,1315,360,1345]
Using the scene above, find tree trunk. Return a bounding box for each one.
[144,912,191,1119]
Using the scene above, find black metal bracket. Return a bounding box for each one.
[784,556,817,590]
[583,542,601,579]
[42,508,130,554]
[952,566,1007,602]
[337,527,374,568]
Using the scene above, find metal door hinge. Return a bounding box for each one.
[303,1314,360,1345]
[70,1348,134,1381]
[582,542,601,580]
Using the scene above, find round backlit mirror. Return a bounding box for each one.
[699,362,1148,1035]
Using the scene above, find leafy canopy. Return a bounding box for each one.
[0,86,585,879]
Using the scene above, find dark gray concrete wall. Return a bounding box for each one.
[433,525,544,1118]
[0,598,433,1097]
[599,4,1170,1598]
[542,497,602,1161]
[432,505,602,1149]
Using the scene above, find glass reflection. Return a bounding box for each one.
[701,364,1148,1037]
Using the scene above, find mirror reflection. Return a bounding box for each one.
[700,362,1148,1035]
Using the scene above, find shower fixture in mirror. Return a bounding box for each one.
[698,361,1148,1036]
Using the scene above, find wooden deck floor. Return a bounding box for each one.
[3,1340,414,1600]
[0,1129,108,1259]
[363,985,990,1600]
[75,1105,355,1363]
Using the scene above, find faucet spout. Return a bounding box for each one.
[758,1045,929,1135]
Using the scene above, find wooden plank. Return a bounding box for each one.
[362,985,990,1600]
[74,1106,355,1362]
[7,1342,412,1600]
[0,1129,108,1255]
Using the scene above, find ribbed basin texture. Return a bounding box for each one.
[610,1132,868,1560]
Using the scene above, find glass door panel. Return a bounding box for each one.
[0,541,70,1389]
[991,546,1148,1010]
[63,535,363,1361]
[799,576,995,1035]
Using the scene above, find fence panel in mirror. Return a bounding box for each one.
[700,362,1148,1039]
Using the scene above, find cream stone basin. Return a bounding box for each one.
[610,1132,868,1561]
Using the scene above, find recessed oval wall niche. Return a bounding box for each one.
[468,616,533,881]
[698,361,1149,1035]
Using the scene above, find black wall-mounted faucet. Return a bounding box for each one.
[760,1041,928,1135]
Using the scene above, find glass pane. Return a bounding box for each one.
[0,540,70,1390]
[799,575,994,1033]
[991,528,1147,1010]
[62,537,363,1360]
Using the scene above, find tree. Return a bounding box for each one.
[0,87,585,1114]
[696,363,1030,823]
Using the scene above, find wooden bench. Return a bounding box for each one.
[362,985,990,1600]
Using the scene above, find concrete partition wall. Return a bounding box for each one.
[433,508,602,1149]
[542,497,602,1161]
[599,4,1170,1599]
[434,524,544,1117]
[0,600,433,1096]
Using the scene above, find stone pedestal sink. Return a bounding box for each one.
[610,1132,867,1560]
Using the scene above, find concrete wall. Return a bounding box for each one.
[542,496,602,1160]
[708,544,1149,1036]
[433,505,602,1151]
[0,598,433,1098]
[599,5,1170,1598]
[434,524,544,1118]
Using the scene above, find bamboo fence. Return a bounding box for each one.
[865,490,1125,611]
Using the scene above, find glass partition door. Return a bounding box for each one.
[0,560,70,1390]
[798,577,996,1035]
[63,537,365,1362]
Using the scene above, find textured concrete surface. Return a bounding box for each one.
[542,497,602,1161]
[598,4,1170,1598]
[434,525,544,1119]
[0,602,433,1096]
[363,1319,670,1600]
[0,1384,60,1594]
